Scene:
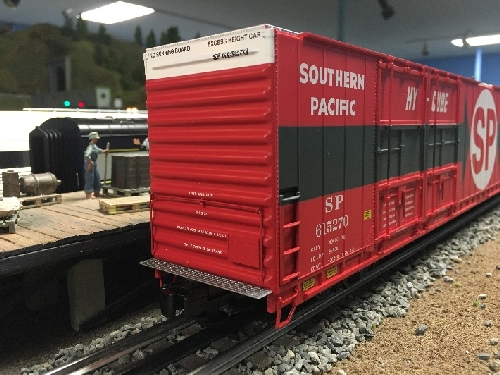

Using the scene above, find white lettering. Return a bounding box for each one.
[320,68,328,85]
[310,97,356,116]
[311,97,319,115]
[328,98,335,115]
[315,215,349,237]
[336,69,343,87]
[299,63,365,90]
[318,98,328,115]
[311,263,321,272]
[299,63,308,84]
[310,253,323,263]
[343,71,350,88]
[339,99,349,115]
[325,197,333,213]
[431,91,449,113]
[327,68,335,86]
[188,191,214,197]
[310,245,321,252]
[309,65,318,84]
[405,86,418,111]
[350,72,357,89]
[438,92,448,112]
[335,194,344,210]
[357,74,364,90]
[325,194,344,213]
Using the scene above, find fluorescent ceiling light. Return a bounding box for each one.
[452,34,500,47]
[81,1,155,24]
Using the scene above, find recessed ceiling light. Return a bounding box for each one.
[81,1,155,24]
[452,33,500,47]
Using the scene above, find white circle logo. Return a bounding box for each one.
[470,89,498,190]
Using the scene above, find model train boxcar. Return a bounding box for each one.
[142,24,500,327]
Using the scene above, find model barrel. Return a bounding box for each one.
[20,172,61,195]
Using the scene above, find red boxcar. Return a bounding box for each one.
[142,25,500,327]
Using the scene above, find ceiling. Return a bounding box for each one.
[2,0,500,61]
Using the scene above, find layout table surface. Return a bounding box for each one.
[0,191,150,257]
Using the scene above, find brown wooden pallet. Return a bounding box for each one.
[0,212,20,234]
[102,186,150,197]
[99,195,150,215]
[19,194,62,209]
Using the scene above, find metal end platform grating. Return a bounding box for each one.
[140,258,271,299]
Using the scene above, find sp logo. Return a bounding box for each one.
[470,89,498,190]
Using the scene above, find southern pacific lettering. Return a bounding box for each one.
[299,63,365,116]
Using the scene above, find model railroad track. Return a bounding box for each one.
[44,316,191,375]
[46,308,266,375]
[46,196,500,375]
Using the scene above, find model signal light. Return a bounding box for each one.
[63,100,85,108]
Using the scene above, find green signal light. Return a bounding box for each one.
[64,100,71,107]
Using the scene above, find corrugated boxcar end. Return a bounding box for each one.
[143,25,282,306]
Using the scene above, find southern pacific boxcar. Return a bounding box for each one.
[142,25,500,327]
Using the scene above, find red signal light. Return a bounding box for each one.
[78,101,85,108]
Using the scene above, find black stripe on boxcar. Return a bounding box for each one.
[376,125,423,181]
[279,125,374,202]
[456,102,470,182]
[424,124,458,170]
[323,125,345,195]
[279,123,462,203]
[278,126,299,194]
[363,126,376,190]
[297,126,324,201]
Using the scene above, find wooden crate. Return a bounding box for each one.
[111,153,150,190]
[99,195,150,215]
